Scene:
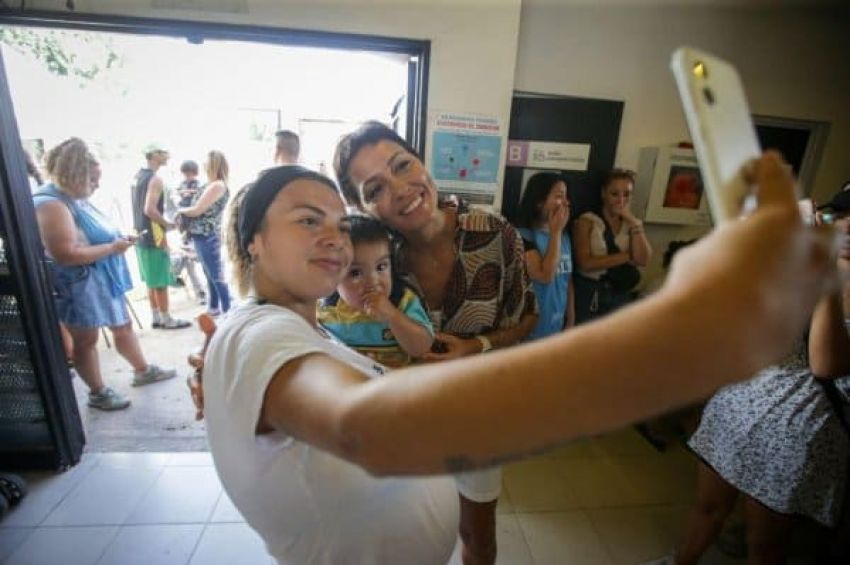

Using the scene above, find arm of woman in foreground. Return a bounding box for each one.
[261,154,833,476]
[36,201,131,266]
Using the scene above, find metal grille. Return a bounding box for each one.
[0,236,8,276]
[0,295,46,422]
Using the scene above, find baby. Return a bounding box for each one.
[318,216,433,368]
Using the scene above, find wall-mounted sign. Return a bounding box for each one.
[430,111,503,206]
[506,140,590,171]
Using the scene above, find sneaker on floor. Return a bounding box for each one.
[158,317,191,330]
[88,387,131,411]
[132,364,177,387]
[206,308,221,317]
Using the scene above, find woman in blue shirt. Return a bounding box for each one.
[515,172,574,340]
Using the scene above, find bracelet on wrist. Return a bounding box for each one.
[476,335,493,353]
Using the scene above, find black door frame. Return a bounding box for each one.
[0,51,85,469]
[0,8,431,153]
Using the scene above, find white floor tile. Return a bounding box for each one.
[6,526,118,565]
[188,523,274,565]
[496,488,514,514]
[0,528,34,562]
[126,467,221,524]
[493,513,534,565]
[209,491,245,523]
[588,504,690,565]
[98,452,172,469]
[97,524,204,565]
[516,511,614,565]
[503,458,581,512]
[585,428,660,458]
[543,439,592,460]
[42,466,162,526]
[2,457,100,527]
[558,457,656,508]
[628,455,697,506]
[166,452,213,467]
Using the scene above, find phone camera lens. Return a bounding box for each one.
[702,87,715,105]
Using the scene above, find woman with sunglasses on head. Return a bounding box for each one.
[572,168,652,324]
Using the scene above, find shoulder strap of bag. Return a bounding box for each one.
[599,215,621,254]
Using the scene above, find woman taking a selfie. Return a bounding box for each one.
[199,147,834,565]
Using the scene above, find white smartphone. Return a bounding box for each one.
[670,47,761,224]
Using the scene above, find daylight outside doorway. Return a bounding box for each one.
[0,18,423,452]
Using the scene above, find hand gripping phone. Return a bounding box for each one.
[670,47,761,224]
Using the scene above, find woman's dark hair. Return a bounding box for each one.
[228,166,339,296]
[180,160,199,175]
[333,121,420,210]
[515,172,567,229]
[323,214,407,308]
[602,168,636,191]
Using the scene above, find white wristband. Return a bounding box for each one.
[476,335,493,353]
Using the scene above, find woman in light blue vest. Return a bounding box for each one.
[515,172,574,340]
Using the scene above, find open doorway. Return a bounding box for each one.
[0,13,428,454]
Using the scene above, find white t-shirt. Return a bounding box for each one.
[204,302,459,565]
[578,211,631,280]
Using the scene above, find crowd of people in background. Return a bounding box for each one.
[21,122,850,564]
[24,129,302,412]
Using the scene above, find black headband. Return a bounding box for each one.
[238,165,339,254]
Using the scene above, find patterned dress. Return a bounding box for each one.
[401,200,538,337]
[399,199,538,503]
[688,332,850,527]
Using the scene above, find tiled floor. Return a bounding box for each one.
[0,429,792,564]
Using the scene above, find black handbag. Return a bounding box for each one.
[601,218,641,294]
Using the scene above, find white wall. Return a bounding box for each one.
[514,1,850,288]
[24,0,523,206]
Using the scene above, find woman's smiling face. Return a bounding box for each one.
[346,140,439,235]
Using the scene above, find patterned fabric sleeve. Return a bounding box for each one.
[498,219,539,330]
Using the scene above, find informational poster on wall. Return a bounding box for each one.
[429,111,503,205]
